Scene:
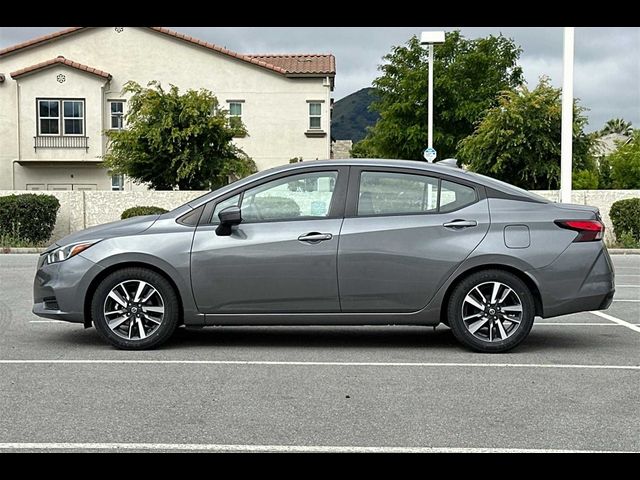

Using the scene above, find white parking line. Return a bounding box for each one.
[613,300,640,302]
[617,285,640,287]
[0,442,633,453]
[29,320,67,324]
[0,359,638,370]
[535,322,623,326]
[590,311,640,333]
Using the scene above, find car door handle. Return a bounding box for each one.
[443,219,478,229]
[298,232,333,243]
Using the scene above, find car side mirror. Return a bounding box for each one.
[215,205,242,236]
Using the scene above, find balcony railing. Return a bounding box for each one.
[34,136,89,152]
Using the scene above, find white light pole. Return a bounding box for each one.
[420,31,445,161]
[560,27,575,203]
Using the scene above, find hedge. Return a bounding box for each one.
[610,198,640,243]
[0,194,60,244]
[121,206,169,220]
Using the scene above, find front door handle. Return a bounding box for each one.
[298,232,333,243]
[443,219,478,229]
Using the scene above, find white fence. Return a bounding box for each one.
[0,189,638,244]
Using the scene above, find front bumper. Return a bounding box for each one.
[32,253,103,323]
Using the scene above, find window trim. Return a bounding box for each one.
[110,173,125,191]
[308,101,323,130]
[199,166,350,226]
[36,97,86,137]
[344,166,482,218]
[108,99,125,131]
[62,99,85,136]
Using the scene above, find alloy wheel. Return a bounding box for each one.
[461,281,523,342]
[103,280,165,340]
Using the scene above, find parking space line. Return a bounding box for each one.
[613,300,640,303]
[590,311,640,333]
[29,320,67,324]
[0,359,638,370]
[617,285,640,287]
[0,442,633,453]
[535,322,623,326]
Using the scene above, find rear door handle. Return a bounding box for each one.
[443,219,478,229]
[298,232,333,243]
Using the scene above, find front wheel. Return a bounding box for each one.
[91,268,179,350]
[447,270,535,353]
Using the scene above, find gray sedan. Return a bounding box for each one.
[33,159,615,352]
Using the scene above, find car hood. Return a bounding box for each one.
[52,215,160,249]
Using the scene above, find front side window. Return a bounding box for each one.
[38,100,60,135]
[109,100,124,130]
[241,171,338,222]
[37,99,85,136]
[212,194,240,221]
[63,100,84,135]
[309,102,322,129]
[358,171,439,216]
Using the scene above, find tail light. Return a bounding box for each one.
[554,220,605,242]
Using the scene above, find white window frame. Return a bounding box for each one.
[37,99,60,136]
[309,102,322,130]
[111,174,125,191]
[109,100,125,130]
[62,100,85,136]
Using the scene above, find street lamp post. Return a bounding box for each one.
[420,31,445,162]
[560,27,575,204]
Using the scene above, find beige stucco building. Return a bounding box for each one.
[0,27,335,191]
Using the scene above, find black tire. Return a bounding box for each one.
[447,269,535,353]
[91,267,179,350]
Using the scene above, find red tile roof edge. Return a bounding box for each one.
[0,27,335,76]
[10,56,112,80]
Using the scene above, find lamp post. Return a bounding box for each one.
[560,27,575,203]
[420,30,445,162]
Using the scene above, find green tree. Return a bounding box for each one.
[609,130,640,189]
[353,31,524,160]
[458,78,596,190]
[601,118,633,136]
[104,81,256,190]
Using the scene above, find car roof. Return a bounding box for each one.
[186,158,548,210]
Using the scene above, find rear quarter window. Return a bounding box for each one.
[439,180,477,213]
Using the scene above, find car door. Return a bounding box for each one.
[191,166,348,314]
[337,167,490,313]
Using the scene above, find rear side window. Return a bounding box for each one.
[358,172,439,216]
[439,180,477,213]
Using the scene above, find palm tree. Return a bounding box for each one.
[601,118,633,136]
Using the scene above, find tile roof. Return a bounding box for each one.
[10,56,112,80]
[247,54,336,75]
[0,27,335,77]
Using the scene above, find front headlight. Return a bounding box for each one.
[45,241,100,265]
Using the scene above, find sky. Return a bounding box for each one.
[1,27,638,132]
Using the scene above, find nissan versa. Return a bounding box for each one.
[33,159,616,352]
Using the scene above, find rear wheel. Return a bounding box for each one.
[91,268,179,350]
[447,270,535,353]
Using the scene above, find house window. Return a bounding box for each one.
[228,101,242,129]
[63,100,84,135]
[109,100,124,130]
[309,102,322,129]
[37,99,85,136]
[38,100,60,135]
[111,174,124,191]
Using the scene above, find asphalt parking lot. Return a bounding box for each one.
[0,254,638,453]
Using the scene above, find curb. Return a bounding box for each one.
[0,247,46,254]
[608,249,640,255]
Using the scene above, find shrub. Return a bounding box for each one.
[609,198,640,243]
[121,206,169,220]
[0,194,60,244]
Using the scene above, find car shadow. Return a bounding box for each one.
[35,323,615,353]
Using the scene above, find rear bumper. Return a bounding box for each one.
[528,242,615,319]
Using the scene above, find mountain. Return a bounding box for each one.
[332,87,379,142]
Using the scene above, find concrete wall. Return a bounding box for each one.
[0,27,332,190]
[1,189,637,245]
